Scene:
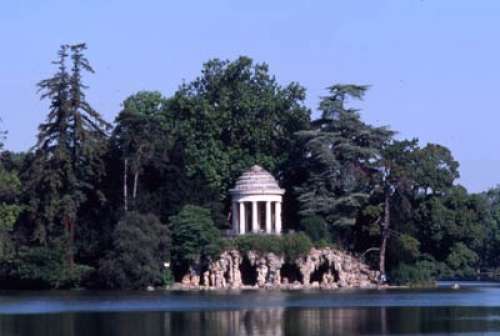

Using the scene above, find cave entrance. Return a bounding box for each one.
[198,265,209,286]
[281,263,303,284]
[173,264,189,282]
[310,262,335,284]
[240,256,258,286]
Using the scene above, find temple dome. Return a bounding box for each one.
[230,165,285,196]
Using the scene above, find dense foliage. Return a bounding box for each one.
[98,212,170,289]
[228,233,313,261]
[169,205,222,275]
[1,44,499,288]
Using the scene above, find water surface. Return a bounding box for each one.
[1,282,500,335]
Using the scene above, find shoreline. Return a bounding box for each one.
[164,283,409,292]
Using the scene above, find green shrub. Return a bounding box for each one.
[163,268,174,286]
[231,234,284,255]
[282,232,314,261]
[390,260,437,287]
[10,244,92,288]
[395,234,421,262]
[170,205,222,268]
[98,212,170,289]
[228,233,313,261]
[314,238,331,249]
[445,242,479,279]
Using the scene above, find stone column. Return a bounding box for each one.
[265,201,272,233]
[252,201,258,233]
[232,202,238,234]
[275,201,282,234]
[239,202,245,235]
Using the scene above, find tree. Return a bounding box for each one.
[412,144,460,195]
[295,84,393,247]
[0,128,22,261]
[446,242,479,278]
[23,44,110,267]
[7,244,92,289]
[168,57,310,211]
[112,91,172,211]
[0,165,22,260]
[169,205,222,276]
[374,140,460,282]
[413,186,488,278]
[479,186,500,268]
[98,212,170,289]
[375,139,420,282]
[299,215,330,243]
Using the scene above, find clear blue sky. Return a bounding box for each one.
[1,0,499,192]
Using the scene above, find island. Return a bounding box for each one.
[0,44,498,293]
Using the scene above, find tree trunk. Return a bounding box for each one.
[123,158,128,211]
[133,170,139,202]
[69,218,75,268]
[64,215,74,268]
[378,189,390,284]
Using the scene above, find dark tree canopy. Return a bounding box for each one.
[21,43,111,269]
[98,212,170,289]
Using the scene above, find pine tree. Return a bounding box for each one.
[295,85,393,247]
[24,44,110,266]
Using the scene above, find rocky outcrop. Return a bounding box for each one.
[206,250,243,288]
[296,247,378,289]
[179,247,378,290]
[247,251,284,287]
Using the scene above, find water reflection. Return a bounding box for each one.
[3,306,500,336]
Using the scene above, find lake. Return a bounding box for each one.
[1,282,500,335]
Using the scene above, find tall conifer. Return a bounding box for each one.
[24,44,110,266]
[296,85,394,247]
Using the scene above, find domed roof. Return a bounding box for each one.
[230,165,285,196]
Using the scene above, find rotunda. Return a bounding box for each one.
[229,165,285,235]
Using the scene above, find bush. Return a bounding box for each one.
[98,212,170,289]
[282,232,314,261]
[170,205,222,268]
[390,259,438,287]
[163,267,174,286]
[395,234,421,262]
[445,242,479,279]
[228,232,313,261]
[231,234,284,255]
[8,244,92,289]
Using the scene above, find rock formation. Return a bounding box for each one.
[295,247,378,288]
[179,247,379,289]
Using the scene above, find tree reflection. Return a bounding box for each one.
[2,306,500,335]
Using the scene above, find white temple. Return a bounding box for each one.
[230,165,285,235]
